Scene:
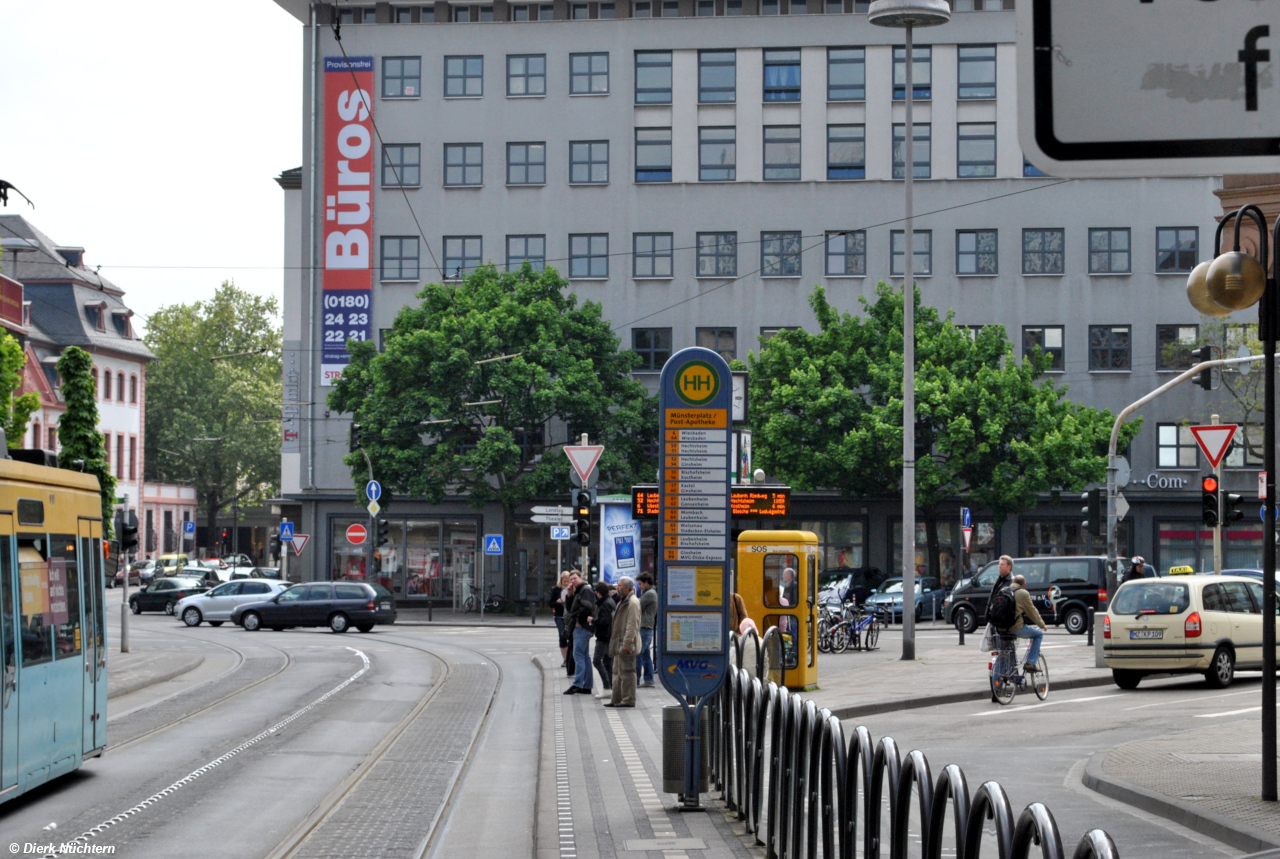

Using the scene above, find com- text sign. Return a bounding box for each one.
[1018,1,1280,177]
[656,348,733,700]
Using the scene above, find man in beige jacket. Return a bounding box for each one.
[606,576,642,708]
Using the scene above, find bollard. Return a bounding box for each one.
[428,595,433,622]
[531,593,537,625]
[958,619,965,646]
[1087,607,1095,646]
[932,595,938,623]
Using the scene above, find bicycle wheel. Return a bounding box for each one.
[462,595,476,613]
[831,625,850,654]
[1032,656,1049,700]
[991,652,1017,706]
[817,618,832,653]
[864,620,880,651]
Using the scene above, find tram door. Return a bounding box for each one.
[0,513,15,791]
[78,518,105,753]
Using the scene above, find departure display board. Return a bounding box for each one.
[631,485,789,519]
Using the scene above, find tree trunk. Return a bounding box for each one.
[503,501,518,606]
[204,496,222,557]
[924,510,941,582]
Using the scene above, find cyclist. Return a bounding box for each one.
[1000,572,1047,673]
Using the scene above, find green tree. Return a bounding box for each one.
[329,263,657,583]
[56,346,116,534]
[749,283,1138,574]
[0,333,37,448]
[143,282,282,554]
[1185,318,1265,465]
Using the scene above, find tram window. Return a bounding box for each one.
[763,614,800,668]
[17,498,43,526]
[19,543,51,667]
[50,536,81,658]
[762,553,799,608]
[1,536,13,704]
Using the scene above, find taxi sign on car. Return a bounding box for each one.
[1167,565,1195,576]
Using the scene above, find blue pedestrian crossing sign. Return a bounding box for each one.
[183,520,196,536]
[484,534,504,555]
[280,522,295,541]
[366,480,382,502]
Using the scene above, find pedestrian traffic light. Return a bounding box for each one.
[119,510,139,552]
[1081,488,1102,534]
[1202,475,1220,526]
[349,423,363,452]
[1223,490,1245,526]
[376,516,390,546]
[573,489,592,546]
[269,533,280,558]
[1193,346,1213,390]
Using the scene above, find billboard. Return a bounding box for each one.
[321,56,375,385]
[598,502,641,585]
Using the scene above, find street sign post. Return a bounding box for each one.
[183,519,196,540]
[532,505,572,516]
[531,515,574,524]
[1017,2,1280,177]
[655,347,733,809]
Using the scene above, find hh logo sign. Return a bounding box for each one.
[675,360,720,407]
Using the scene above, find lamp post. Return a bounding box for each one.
[868,0,949,661]
[1185,204,1276,801]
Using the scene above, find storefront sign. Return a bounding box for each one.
[1144,473,1190,490]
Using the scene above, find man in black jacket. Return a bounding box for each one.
[566,572,597,694]
[591,581,616,691]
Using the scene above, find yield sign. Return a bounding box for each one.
[1190,424,1239,469]
[291,534,310,555]
[564,445,604,484]
[962,527,972,551]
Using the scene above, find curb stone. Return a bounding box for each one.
[108,653,204,699]
[826,672,1115,720]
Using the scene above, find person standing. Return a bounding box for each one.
[591,581,616,691]
[565,571,597,695]
[606,576,641,708]
[780,567,798,607]
[549,571,571,674]
[635,572,658,687]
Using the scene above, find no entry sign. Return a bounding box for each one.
[346,523,367,544]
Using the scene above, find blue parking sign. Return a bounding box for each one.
[280,522,295,541]
[183,520,196,536]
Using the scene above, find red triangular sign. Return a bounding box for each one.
[564,445,604,483]
[962,527,972,551]
[1189,424,1239,468]
[291,534,310,555]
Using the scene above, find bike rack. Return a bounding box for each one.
[705,665,1120,859]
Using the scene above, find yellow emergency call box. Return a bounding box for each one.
[736,530,819,690]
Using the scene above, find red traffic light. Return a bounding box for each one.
[1202,476,1219,493]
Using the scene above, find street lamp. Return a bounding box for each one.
[868,0,949,661]
[1186,204,1277,801]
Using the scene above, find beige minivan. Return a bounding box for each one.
[1103,573,1275,690]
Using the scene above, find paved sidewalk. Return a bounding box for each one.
[1086,719,1280,854]
[107,649,204,699]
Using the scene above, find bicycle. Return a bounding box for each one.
[848,604,884,652]
[817,602,844,653]
[989,632,1049,706]
[462,583,509,613]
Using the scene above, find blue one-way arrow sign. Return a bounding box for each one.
[366,480,382,502]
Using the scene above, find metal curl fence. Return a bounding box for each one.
[707,634,1119,859]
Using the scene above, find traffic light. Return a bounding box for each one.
[376,516,390,546]
[1193,346,1213,390]
[1202,475,1220,526]
[1223,490,1245,526]
[349,423,363,452]
[573,489,592,546]
[269,533,281,558]
[119,510,139,552]
[1081,488,1102,534]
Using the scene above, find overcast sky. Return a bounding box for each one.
[0,1,302,330]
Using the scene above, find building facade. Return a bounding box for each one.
[274,0,1251,603]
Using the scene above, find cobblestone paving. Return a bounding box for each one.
[1102,719,1280,836]
[290,662,499,859]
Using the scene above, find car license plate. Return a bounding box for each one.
[1130,629,1163,640]
[381,601,391,610]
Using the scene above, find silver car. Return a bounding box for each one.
[176,579,292,627]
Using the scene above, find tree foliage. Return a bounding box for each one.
[749,283,1138,570]
[57,346,116,534]
[143,282,282,552]
[1188,318,1264,464]
[0,333,37,448]
[328,263,657,575]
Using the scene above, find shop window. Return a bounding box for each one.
[762,553,800,608]
[1158,521,1259,572]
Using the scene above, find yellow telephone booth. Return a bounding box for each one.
[736,530,819,690]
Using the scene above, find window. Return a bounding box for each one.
[957,45,997,99]
[790,0,809,12]
[570,141,609,184]
[697,232,737,277]
[129,436,136,481]
[892,123,931,179]
[48,427,56,449]
[381,237,420,280]
[957,123,996,178]
[571,53,609,94]
[505,235,546,272]
[698,0,714,14]
[1022,325,1064,371]
[600,3,616,16]
[1156,324,1197,371]
[825,231,866,276]
[512,4,530,18]
[103,433,110,468]
[828,48,865,100]
[129,375,138,404]
[1022,228,1065,275]
[444,143,483,186]
[635,128,672,182]
[699,51,736,103]
[507,54,546,96]
[761,231,802,277]
[636,52,673,104]
[421,5,436,20]
[662,0,680,15]
[634,233,674,278]
[827,124,865,179]
[633,1,651,15]
[1225,425,1265,468]
[31,420,39,449]
[117,435,124,480]
[699,127,736,181]
[572,3,589,17]
[632,328,672,370]
[726,0,742,13]
[117,373,124,402]
[761,0,778,13]
[890,230,932,276]
[1089,228,1131,274]
[1157,424,1199,468]
[569,234,609,278]
[696,328,737,362]
[382,144,421,187]
[443,236,482,278]
[1089,325,1132,371]
[956,229,998,275]
[763,50,801,101]
[383,56,421,97]
[760,326,800,345]
[540,4,555,18]
[444,56,483,97]
[763,126,801,180]
[103,368,112,400]
[507,142,546,185]
[1157,227,1199,273]
[893,45,932,99]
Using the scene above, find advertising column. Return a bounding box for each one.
[655,347,732,808]
[321,56,375,386]
[599,502,641,585]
